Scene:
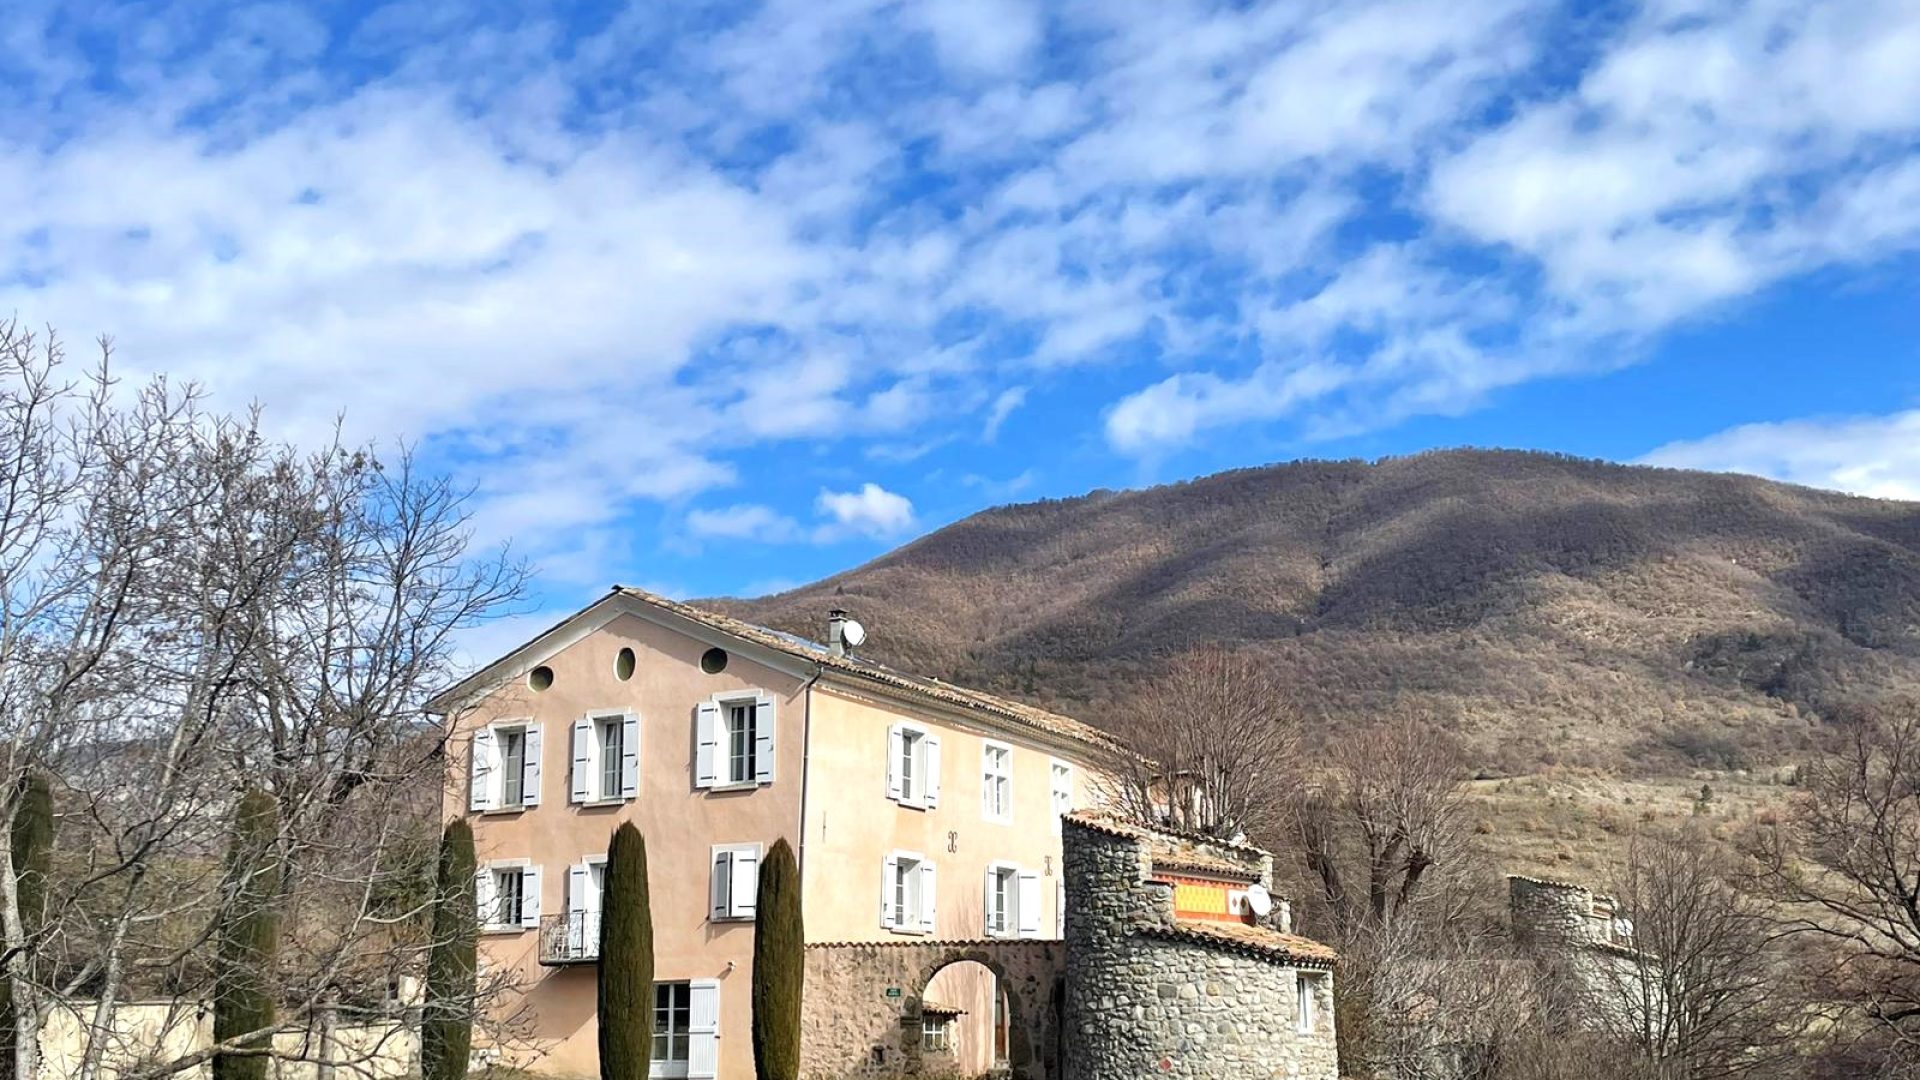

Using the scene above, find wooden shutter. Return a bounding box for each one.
[520,866,542,927]
[521,724,543,807]
[620,714,640,799]
[694,701,720,788]
[687,980,721,1079]
[880,854,898,930]
[753,696,776,784]
[918,861,937,934]
[730,847,759,919]
[1016,870,1042,938]
[474,867,495,925]
[983,868,999,935]
[469,728,495,812]
[886,724,906,801]
[570,719,594,804]
[923,734,941,809]
[710,850,732,921]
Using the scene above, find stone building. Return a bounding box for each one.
[1508,874,1651,1030]
[1060,812,1339,1080]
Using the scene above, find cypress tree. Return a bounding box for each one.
[0,772,52,1080]
[599,822,653,1080]
[751,838,802,1080]
[421,820,477,1080]
[212,788,282,1080]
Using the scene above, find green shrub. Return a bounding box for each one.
[600,822,654,1080]
[213,788,282,1080]
[422,820,478,1080]
[752,838,802,1080]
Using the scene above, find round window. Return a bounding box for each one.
[615,647,636,681]
[528,665,554,691]
[700,647,729,674]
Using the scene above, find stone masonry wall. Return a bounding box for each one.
[1061,819,1338,1080]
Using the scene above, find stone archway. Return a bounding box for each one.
[802,940,1064,1080]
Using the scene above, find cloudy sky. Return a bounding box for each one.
[3,0,1918,619]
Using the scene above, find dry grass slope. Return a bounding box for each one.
[720,449,1920,776]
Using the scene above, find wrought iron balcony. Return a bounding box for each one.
[538,912,601,965]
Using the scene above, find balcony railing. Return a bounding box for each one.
[538,912,602,965]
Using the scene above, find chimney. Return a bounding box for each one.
[827,609,849,657]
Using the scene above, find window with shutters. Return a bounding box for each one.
[882,850,935,934]
[982,742,1013,823]
[494,868,524,926]
[472,722,541,812]
[696,692,775,789]
[477,861,540,931]
[572,712,637,804]
[986,863,1017,937]
[887,723,940,810]
[709,844,761,922]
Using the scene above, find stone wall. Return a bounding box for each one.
[800,939,1062,1080]
[1060,817,1338,1080]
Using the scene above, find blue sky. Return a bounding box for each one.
[4,0,1919,643]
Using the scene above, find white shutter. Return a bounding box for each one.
[918,861,938,934]
[694,702,720,788]
[753,696,776,784]
[983,868,998,935]
[886,725,906,802]
[710,850,732,921]
[570,719,594,804]
[923,735,942,809]
[474,868,495,925]
[568,864,589,953]
[620,714,640,799]
[731,847,759,919]
[880,855,898,930]
[687,979,721,1079]
[520,866,542,927]
[1016,870,1042,938]
[521,724,543,807]
[469,728,496,812]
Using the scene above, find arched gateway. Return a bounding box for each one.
[801,939,1065,1079]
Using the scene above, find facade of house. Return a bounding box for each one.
[427,587,1123,1080]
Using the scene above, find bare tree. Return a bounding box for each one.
[1749,701,1920,1071]
[1102,645,1301,842]
[1589,829,1809,1080]
[1289,717,1472,941]
[0,324,529,1078]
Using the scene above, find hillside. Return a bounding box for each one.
[719,450,1920,775]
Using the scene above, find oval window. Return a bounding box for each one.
[700,647,729,675]
[528,665,554,691]
[615,647,636,681]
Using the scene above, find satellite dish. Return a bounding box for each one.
[1244,884,1274,918]
[841,619,868,648]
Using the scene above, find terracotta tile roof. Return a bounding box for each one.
[1151,852,1261,881]
[920,1000,966,1018]
[1139,919,1338,969]
[610,587,1124,755]
[1063,810,1271,859]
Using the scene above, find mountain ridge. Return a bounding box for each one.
[717,449,1920,773]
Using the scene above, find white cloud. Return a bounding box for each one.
[815,483,917,540]
[686,504,804,542]
[1642,411,1920,502]
[981,386,1027,441]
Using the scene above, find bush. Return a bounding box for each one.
[600,823,654,1080]
[752,838,802,1080]
[213,788,282,1080]
[422,820,478,1080]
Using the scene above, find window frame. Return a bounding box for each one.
[652,980,693,1077]
[985,861,1019,938]
[1296,972,1323,1034]
[1049,758,1073,834]
[883,849,934,935]
[698,690,775,790]
[981,740,1014,824]
[597,715,625,801]
[709,842,763,923]
[477,859,538,933]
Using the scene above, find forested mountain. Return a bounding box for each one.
[720,450,1920,774]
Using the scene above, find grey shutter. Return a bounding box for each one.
[521,724,543,807]
[710,850,732,921]
[620,713,640,798]
[694,701,720,788]
[469,728,495,812]
[753,696,776,784]
[570,718,593,804]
